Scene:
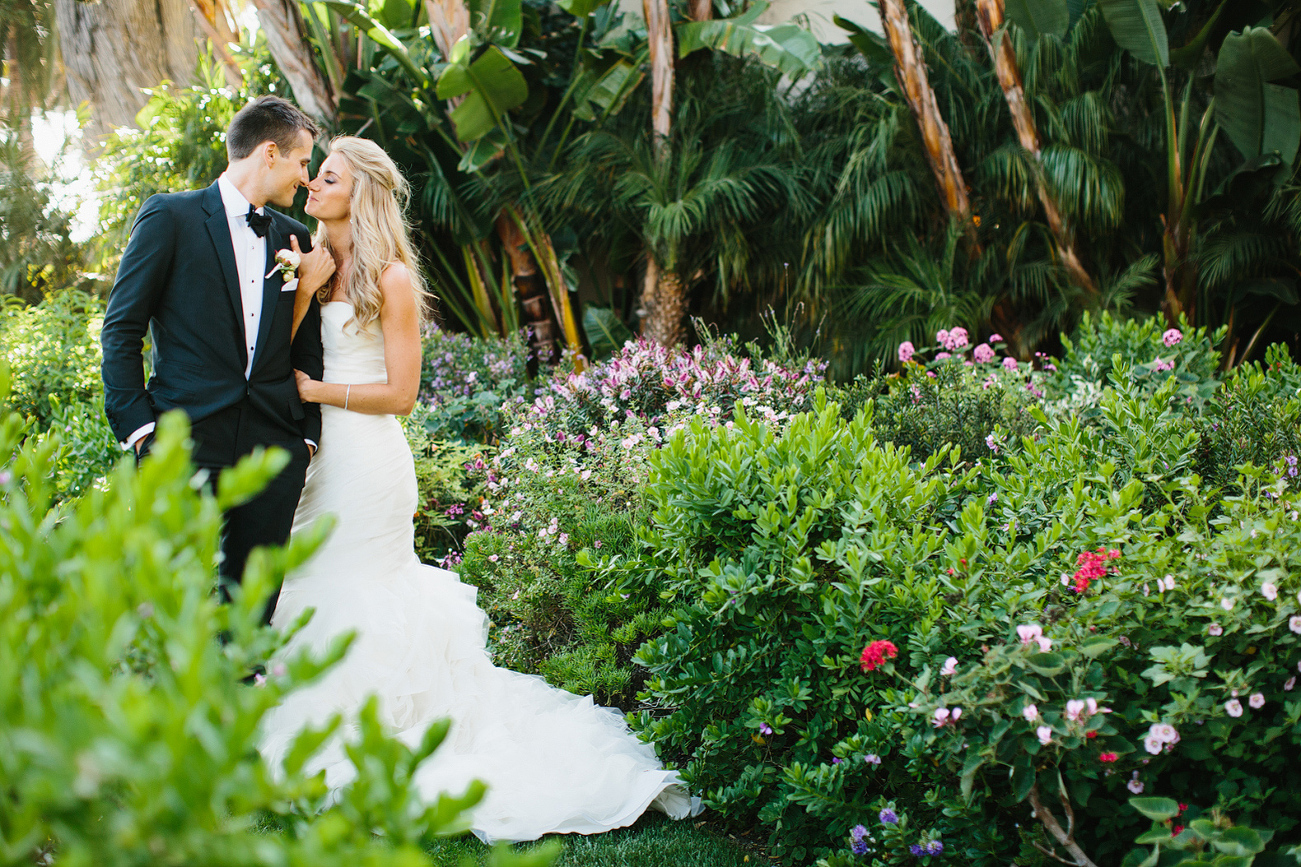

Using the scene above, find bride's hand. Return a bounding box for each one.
[294,369,320,403]
[293,236,334,297]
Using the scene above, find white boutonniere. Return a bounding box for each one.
[266,248,301,280]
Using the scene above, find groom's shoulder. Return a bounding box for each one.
[135,186,211,221]
[267,207,310,236]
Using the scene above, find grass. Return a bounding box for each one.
[424,813,760,867]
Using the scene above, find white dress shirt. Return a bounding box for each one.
[124,176,313,453]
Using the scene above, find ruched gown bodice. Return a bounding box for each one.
[259,302,691,842]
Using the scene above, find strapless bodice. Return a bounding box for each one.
[322,301,387,385]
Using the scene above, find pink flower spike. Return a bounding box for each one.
[1002,356,1018,371]
[988,333,1003,343]
[973,343,995,363]
[1163,328,1183,347]
[898,341,915,363]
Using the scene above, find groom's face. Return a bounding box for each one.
[264,130,315,209]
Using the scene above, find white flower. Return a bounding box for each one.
[932,708,951,727]
[1249,692,1265,709]
[1290,615,1301,634]
[1225,699,1244,717]
[1261,582,1279,601]
[1127,777,1144,794]
[1085,698,1099,717]
[266,248,301,279]
[1143,734,1164,755]
[1036,725,1052,745]
[1158,574,1176,592]
[1149,723,1177,743]
[1016,624,1043,645]
[1036,636,1053,652]
[1022,704,1039,723]
[1065,699,1086,722]
[940,657,958,676]
[1221,597,1235,611]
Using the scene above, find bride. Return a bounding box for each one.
[256,136,692,842]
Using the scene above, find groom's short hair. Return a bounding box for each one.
[227,96,320,161]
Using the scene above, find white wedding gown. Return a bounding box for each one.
[258,301,692,842]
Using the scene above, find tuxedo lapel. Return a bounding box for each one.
[202,183,249,372]
[251,218,285,374]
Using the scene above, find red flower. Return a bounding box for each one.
[1098,752,1118,763]
[1173,825,1184,836]
[1085,730,1098,739]
[1071,547,1121,594]
[860,640,899,672]
[1178,803,1187,814]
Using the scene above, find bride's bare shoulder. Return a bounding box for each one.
[378,262,417,316]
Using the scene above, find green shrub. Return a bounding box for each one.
[418,328,532,445]
[625,378,1301,866]
[403,405,492,566]
[1,290,105,427]
[0,397,552,867]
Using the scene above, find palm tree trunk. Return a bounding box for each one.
[52,0,201,139]
[639,0,686,346]
[496,210,563,362]
[879,0,976,247]
[975,0,1096,296]
[688,0,712,22]
[252,0,336,123]
[190,0,243,91]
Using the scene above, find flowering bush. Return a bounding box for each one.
[418,326,532,444]
[623,371,1301,866]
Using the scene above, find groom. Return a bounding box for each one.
[101,95,324,624]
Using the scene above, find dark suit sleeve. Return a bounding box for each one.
[289,227,323,445]
[101,196,175,443]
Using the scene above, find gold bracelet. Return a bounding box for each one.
[344,384,351,411]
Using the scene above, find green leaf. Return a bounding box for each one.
[1098,0,1169,67]
[438,45,529,142]
[1025,651,1066,676]
[322,1,430,86]
[582,306,633,359]
[572,59,643,122]
[1129,796,1180,821]
[678,1,820,77]
[1216,28,1301,167]
[1211,826,1266,856]
[1005,0,1069,39]
[468,0,523,47]
[960,753,983,802]
[1079,637,1119,658]
[557,0,614,16]
[1134,825,1174,844]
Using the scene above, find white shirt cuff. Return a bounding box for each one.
[123,422,156,451]
[305,439,317,452]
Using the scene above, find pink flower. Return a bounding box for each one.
[1225,699,1243,717]
[1249,692,1265,709]
[935,329,949,346]
[1066,700,1087,722]
[1128,777,1145,794]
[1208,623,1223,636]
[1150,723,1178,744]
[935,352,951,360]
[1163,328,1183,347]
[1022,704,1040,722]
[1261,582,1278,601]
[932,708,951,727]
[1290,616,1301,634]
[1036,636,1053,652]
[972,343,995,363]
[1099,752,1118,763]
[1002,356,1018,371]
[988,333,1004,343]
[488,554,500,562]
[1036,725,1052,745]
[941,657,958,676]
[1152,357,1174,372]
[860,639,898,672]
[1016,624,1043,644]
[1144,734,1163,754]
[1285,676,1296,692]
[947,327,969,349]
[898,341,915,363]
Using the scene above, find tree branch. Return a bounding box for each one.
[1028,783,1099,867]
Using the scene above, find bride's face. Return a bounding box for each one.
[305,153,354,222]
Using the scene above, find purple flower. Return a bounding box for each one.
[879,807,899,825]
[850,824,870,855]
[758,722,773,736]
[927,841,944,855]
[864,753,882,765]
[910,845,925,856]
[831,757,843,764]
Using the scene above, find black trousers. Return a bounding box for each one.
[140,397,310,624]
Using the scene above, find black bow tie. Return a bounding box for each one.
[245,204,272,238]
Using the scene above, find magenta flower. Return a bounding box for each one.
[1163,328,1183,347]
[758,722,773,736]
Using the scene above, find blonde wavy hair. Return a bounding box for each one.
[313,136,431,329]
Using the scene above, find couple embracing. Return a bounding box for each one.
[100,96,692,842]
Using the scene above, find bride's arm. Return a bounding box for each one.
[294,263,422,416]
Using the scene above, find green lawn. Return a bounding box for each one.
[425,814,759,867]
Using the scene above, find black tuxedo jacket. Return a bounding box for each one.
[101,181,323,450]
